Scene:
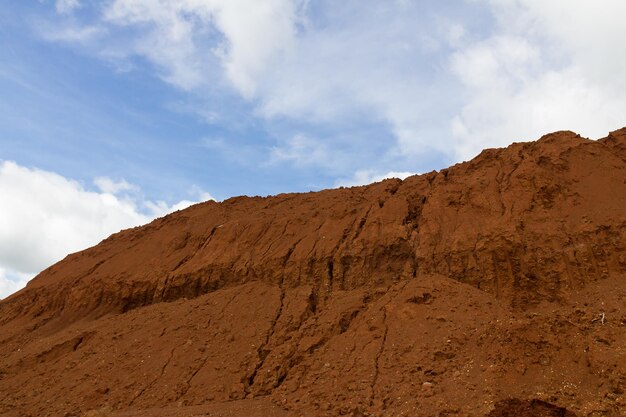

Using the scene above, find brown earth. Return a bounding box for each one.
[1,128,626,417]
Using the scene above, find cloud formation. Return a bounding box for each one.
[450,0,626,160]
[0,268,31,301]
[55,0,81,14]
[44,0,625,176]
[269,134,335,169]
[90,0,303,93]
[44,1,464,160]
[94,176,137,194]
[0,161,211,299]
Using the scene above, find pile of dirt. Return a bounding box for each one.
[1,128,625,417]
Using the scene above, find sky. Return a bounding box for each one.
[1,0,625,298]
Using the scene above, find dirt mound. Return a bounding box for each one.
[1,128,625,416]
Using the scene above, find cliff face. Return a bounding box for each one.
[1,129,625,417]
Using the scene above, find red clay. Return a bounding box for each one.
[1,128,626,416]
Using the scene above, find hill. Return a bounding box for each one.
[1,129,625,416]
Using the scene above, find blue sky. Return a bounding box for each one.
[1,1,469,202]
[1,0,625,297]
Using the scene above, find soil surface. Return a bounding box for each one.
[1,129,626,416]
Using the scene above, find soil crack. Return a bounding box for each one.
[244,278,286,395]
[129,347,176,406]
[369,306,388,407]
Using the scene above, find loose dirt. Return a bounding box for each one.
[1,129,625,416]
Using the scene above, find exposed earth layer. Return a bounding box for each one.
[1,129,626,416]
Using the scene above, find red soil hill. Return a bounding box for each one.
[1,129,625,417]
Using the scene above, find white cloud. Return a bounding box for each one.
[48,1,462,159]
[335,170,417,188]
[206,0,301,98]
[0,161,211,299]
[0,268,31,301]
[94,177,137,194]
[41,25,106,45]
[99,0,301,92]
[450,0,626,160]
[144,185,214,217]
[188,184,214,202]
[251,3,461,158]
[56,0,81,14]
[487,0,626,91]
[100,0,213,90]
[44,1,626,174]
[268,134,333,168]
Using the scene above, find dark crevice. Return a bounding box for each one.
[306,288,318,316]
[273,290,366,392]
[275,371,287,388]
[172,254,193,272]
[368,281,409,408]
[338,309,360,334]
[282,238,303,267]
[175,289,241,400]
[487,398,578,417]
[176,355,210,401]
[71,336,84,352]
[271,287,321,391]
[129,347,176,406]
[259,222,289,259]
[172,225,221,273]
[244,278,286,395]
[369,307,388,407]
[327,259,334,290]
[353,208,371,240]
[407,292,432,304]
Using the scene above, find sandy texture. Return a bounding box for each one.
[1,128,625,416]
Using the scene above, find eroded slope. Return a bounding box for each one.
[1,128,625,416]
